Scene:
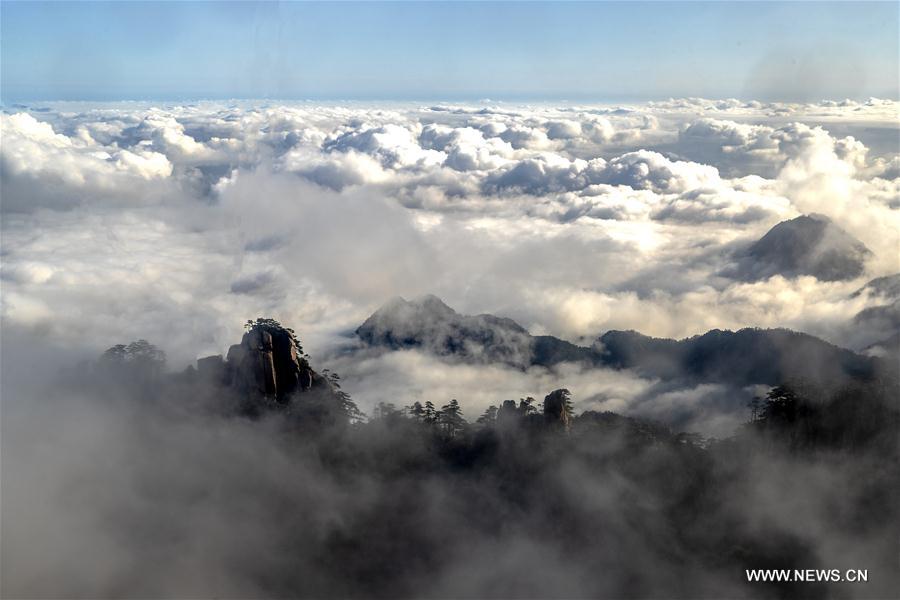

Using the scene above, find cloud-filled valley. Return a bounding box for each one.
[2,96,899,599]
[3,98,898,365]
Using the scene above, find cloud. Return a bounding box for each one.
[323,347,653,425]
[0,112,173,211]
[772,124,900,272]
[483,153,608,194]
[544,119,583,140]
[324,123,445,169]
[1,98,897,397]
[600,150,721,193]
[3,99,898,597]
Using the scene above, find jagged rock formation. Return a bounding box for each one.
[198,322,319,403]
[496,399,520,424]
[227,328,279,398]
[197,354,227,381]
[543,389,571,431]
[726,214,871,282]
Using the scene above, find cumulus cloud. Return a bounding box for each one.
[0,112,173,211]
[1,98,897,419]
[3,101,899,598]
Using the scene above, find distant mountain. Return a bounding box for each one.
[862,332,900,358]
[596,328,884,389]
[357,295,893,390]
[850,273,900,346]
[356,295,577,368]
[852,273,900,299]
[853,300,900,335]
[726,214,871,282]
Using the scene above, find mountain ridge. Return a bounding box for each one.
[356,295,894,391]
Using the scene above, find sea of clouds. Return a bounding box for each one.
[2,97,898,424]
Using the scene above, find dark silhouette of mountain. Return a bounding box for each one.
[357,295,893,390]
[196,318,322,403]
[862,332,900,358]
[853,300,900,335]
[849,274,900,353]
[35,319,898,599]
[852,273,900,299]
[181,318,361,422]
[356,294,577,368]
[532,334,593,365]
[596,328,887,389]
[725,214,871,281]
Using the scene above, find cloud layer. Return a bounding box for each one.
[2,98,898,421]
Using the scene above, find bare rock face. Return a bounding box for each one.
[543,389,571,431]
[227,329,278,398]
[496,400,520,426]
[269,327,313,396]
[188,320,358,424]
[218,326,314,402]
[197,354,227,383]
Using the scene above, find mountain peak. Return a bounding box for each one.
[727,214,871,282]
[356,295,537,366]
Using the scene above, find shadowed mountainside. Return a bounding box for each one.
[724,214,872,282]
[9,318,895,600]
[356,295,895,391]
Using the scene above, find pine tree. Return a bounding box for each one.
[748,396,764,423]
[407,401,426,421]
[374,402,403,421]
[518,396,537,416]
[439,399,466,437]
[424,400,437,424]
[99,340,166,382]
[245,317,304,355]
[477,405,498,425]
[325,371,365,424]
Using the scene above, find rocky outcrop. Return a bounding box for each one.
[198,323,316,403]
[227,328,279,398]
[543,389,571,431]
[197,354,227,382]
[496,400,520,426]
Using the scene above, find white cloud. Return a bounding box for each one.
[2,99,897,427]
[1,112,174,211]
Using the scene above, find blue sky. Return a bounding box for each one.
[2,1,897,102]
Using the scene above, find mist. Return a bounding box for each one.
[2,326,897,598]
[2,94,898,598]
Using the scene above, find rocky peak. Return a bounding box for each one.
[543,389,571,431]
[496,399,520,425]
[200,319,315,403]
